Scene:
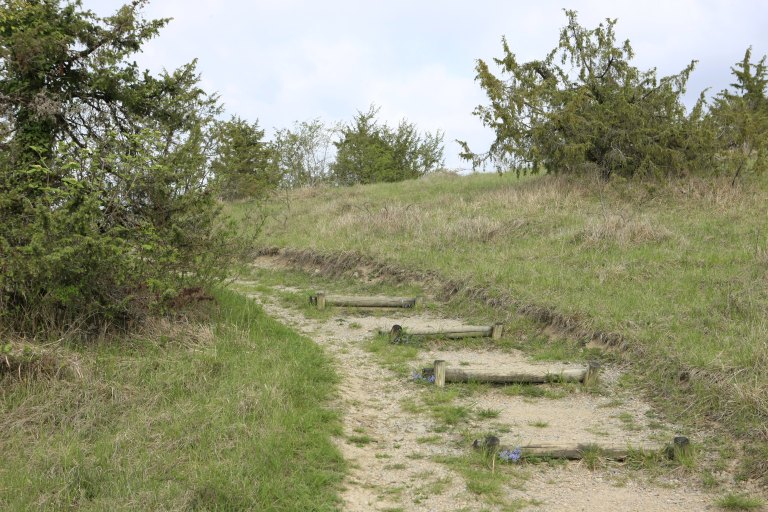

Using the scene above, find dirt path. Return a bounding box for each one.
[241,280,714,511]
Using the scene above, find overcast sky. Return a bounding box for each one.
[92,0,768,170]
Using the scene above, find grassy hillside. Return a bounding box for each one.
[242,172,768,479]
[0,290,344,511]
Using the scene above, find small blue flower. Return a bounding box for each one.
[499,447,522,463]
[411,371,436,384]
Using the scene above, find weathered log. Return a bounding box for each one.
[423,365,592,384]
[378,325,495,339]
[499,436,689,461]
[312,294,416,309]
[507,442,659,460]
[440,331,490,339]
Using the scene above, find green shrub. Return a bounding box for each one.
[461,10,714,179]
[211,116,279,200]
[709,47,768,184]
[331,105,444,185]
[0,132,242,336]
[0,1,246,337]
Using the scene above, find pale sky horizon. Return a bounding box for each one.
[92,0,768,170]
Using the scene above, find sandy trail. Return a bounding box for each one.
[242,282,712,511]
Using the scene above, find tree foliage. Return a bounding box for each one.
[710,47,768,184]
[331,106,444,185]
[211,116,277,200]
[273,119,336,188]
[0,0,239,337]
[461,10,713,179]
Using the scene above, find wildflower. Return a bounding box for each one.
[411,371,436,384]
[499,447,522,463]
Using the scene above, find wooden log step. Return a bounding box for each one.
[378,324,503,340]
[379,325,493,338]
[487,436,690,461]
[518,442,657,460]
[311,293,416,309]
[425,361,600,386]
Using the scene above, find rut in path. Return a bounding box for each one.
[240,280,712,512]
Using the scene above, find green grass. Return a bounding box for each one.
[233,172,768,483]
[364,334,420,374]
[477,408,501,419]
[435,451,529,510]
[415,475,452,496]
[0,290,344,511]
[716,493,764,510]
[616,412,644,432]
[348,434,374,447]
[432,405,472,426]
[580,445,604,471]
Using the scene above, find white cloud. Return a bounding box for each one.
[364,64,490,170]
[90,0,768,168]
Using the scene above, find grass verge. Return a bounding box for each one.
[0,289,344,511]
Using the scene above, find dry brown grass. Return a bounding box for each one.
[0,340,83,381]
[138,317,216,351]
[484,173,589,209]
[756,246,768,267]
[334,203,429,236]
[442,217,529,243]
[285,173,700,255]
[666,176,751,210]
[0,314,215,387]
[575,213,676,247]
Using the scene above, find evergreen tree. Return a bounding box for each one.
[710,47,768,184]
[0,1,237,336]
[331,106,444,185]
[211,117,277,199]
[461,10,713,179]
